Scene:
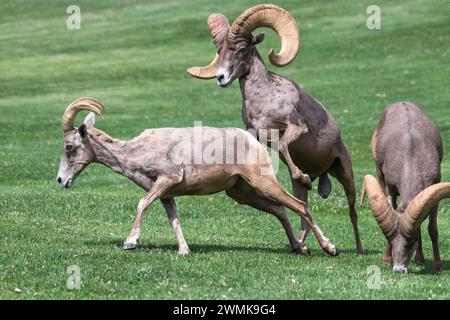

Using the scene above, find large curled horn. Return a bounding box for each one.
[229,4,300,67]
[62,97,105,132]
[362,175,399,240]
[400,182,450,237]
[186,14,230,79]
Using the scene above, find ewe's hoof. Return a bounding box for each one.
[325,242,339,256]
[178,247,191,255]
[123,241,137,250]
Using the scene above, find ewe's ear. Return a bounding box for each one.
[84,112,96,128]
[78,123,88,139]
[252,33,265,46]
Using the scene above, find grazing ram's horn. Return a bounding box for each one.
[186,13,229,80]
[362,175,399,240]
[62,97,105,132]
[400,182,450,237]
[186,53,219,79]
[229,4,300,67]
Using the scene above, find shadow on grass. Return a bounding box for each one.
[83,239,378,256]
[413,259,450,275]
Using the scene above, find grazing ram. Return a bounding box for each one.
[56,98,338,256]
[187,4,363,253]
[361,102,450,273]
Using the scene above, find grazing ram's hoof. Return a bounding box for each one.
[414,255,425,264]
[122,241,138,250]
[357,247,366,255]
[178,247,191,255]
[434,261,442,272]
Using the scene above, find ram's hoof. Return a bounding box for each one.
[292,244,310,255]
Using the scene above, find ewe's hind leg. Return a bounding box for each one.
[226,182,308,254]
[243,174,337,255]
[329,147,365,254]
[161,198,190,255]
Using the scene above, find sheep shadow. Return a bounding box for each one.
[83,239,378,256]
[413,259,450,275]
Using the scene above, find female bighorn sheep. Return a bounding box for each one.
[361,102,450,273]
[187,4,364,253]
[56,97,338,256]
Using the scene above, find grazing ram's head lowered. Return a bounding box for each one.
[362,175,450,273]
[187,4,300,87]
[57,98,105,188]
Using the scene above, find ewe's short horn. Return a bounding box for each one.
[362,175,398,240]
[186,14,229,79]
[229,4,300,67]
[62,97,105,132]
[400,182,450,237]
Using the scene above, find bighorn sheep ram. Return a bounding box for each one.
[187,4,364,253]
[56,98,338,256]
[361,102,450,273]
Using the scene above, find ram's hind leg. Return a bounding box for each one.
[242,173,337,256]
[329,146,365,254]
[226,181,308,254]
[291,179,311,248]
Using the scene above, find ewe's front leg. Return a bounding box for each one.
[161,198,190,255]
[279,122,311,189]
[123,176,178,250]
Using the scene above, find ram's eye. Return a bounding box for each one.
[66,145,73,151]
[238,47,246,53]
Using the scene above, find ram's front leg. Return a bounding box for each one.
[123,175,179,250]
[279,122,311,189]
[161,198,190,255]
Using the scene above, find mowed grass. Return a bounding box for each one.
[0,0,449,299]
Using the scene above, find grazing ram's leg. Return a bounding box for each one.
[428,205,441,271]
[161,198,190,255]
[414,231,425,263]
[123,176,177,250]
[383,242,392,266]
[278,121,311,189]
[226,181,308,254]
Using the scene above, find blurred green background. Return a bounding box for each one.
[0,0,449,299]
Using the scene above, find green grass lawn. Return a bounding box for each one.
[1,0,449,299]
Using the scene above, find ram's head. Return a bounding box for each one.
[187,4,300,87]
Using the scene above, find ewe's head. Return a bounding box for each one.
[362,175,450,273]
[187,4,300,87]
[57,98,105,188]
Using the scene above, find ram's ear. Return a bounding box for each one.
[252,33,265,46]
[78,123,88,139]
[83,112,96,128]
